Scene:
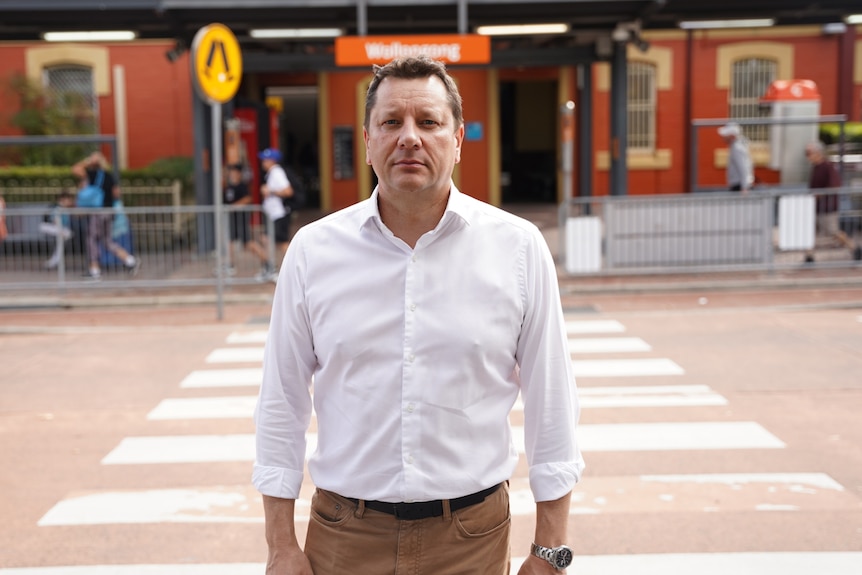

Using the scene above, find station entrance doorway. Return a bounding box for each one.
[499,78,559,204]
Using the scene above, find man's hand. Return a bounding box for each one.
[265,544,314,575]
[263,495,311,574]
[517,553,566,574]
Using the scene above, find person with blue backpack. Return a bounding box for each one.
[72,152,140,280]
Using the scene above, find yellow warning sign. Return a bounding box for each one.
[192,23,242,104]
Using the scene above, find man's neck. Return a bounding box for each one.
[378,187,450,249]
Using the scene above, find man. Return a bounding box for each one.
[718,122,753,193]
[254,56,582,574]
[258,147,295,281]
[222,163,271,277]
[803,140,862,263]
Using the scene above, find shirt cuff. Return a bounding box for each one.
[252,464,305,499]
[529,459,585,502]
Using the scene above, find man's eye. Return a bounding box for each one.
[420,120,438,126]
[383,119,399,125]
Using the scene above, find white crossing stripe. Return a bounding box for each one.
[101,435,258,465]
[179,368,262,388]
[147,396,259,420]
[512,385,726,410]
[226,331,268,344]
[566,319,626,334]
[37,473,848,526]
[577,384,727,408]
[205,347,265,364]
[564,472,850,514]
[568,422,785,452]
[4,554,862,575]
[154,385,727,420]
[568,337,651,354]
[101,421,781,465]
[38,485,267,526]
[573,358,684,377]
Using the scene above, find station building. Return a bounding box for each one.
[0,1,861,211]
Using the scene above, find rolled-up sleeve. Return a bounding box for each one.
[516,227,585,502]
[252,232,316,499]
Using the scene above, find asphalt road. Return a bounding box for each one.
[1,284,861,573]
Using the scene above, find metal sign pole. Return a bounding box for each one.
[212,103,225,320]
[191,23,242,321]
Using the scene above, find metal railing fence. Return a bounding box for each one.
[0,204,279,292]
[558,187,862,275]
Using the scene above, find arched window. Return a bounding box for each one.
[627,61,656,151]
[729,58,776,143]
[42,65,98,134]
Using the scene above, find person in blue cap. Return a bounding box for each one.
[257,147,296,282]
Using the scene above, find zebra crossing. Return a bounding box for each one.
[11,316,861,574]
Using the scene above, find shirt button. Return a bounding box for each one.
[408,354,415,362]
[406,403,415,412]
[409,303,416,311]
[406,455,414,464]
[411,255,417,262]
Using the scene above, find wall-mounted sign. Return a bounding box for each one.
[465,122,483,141]
[192,23,242,104]
[335,34,490,67]
[333,126,355,180]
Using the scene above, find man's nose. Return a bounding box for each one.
[398,120,421,148]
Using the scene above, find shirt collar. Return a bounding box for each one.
[359,182,472,233]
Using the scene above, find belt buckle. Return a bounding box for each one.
[392,501,439,520]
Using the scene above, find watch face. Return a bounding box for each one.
[553,547,573,569]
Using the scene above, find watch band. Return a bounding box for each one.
[531,542,574,570]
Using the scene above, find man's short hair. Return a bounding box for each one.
[806,140,825,155]
[364,55,463,130]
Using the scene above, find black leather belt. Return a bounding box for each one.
[347,483,502,521]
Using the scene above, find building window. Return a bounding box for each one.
[42,65,98,134]
[729,58,776,143]
[627,61,656,151]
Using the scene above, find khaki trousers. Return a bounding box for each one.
[305,483,511,575]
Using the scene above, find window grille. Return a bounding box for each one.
[42,65,98,133]
[729,58,775,143]
[627,61,656,151]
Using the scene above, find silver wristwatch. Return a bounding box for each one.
[531,542,574,570]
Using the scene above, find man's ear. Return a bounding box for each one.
[364,128,372,165]
[454,124,465,164]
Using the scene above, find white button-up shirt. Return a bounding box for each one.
[253,186,583,503]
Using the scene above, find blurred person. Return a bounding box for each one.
[0,193,7,243]
[258,147,295,281]
[718,122,754,193]
[254,56,583,575]
[40,188,76,269]
[803,140,862,263]
[71,152,140,280]
[222,163,271,277]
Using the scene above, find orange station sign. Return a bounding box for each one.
[335,34,491,67]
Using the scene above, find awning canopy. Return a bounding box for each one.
[0,0,859,71]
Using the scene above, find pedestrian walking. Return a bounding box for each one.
[803,140,862,263]
[258,147,294,281]
[718,122,754,193]
[71,152,139,279]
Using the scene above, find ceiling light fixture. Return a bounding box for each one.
[42,30,138,42]
[846,14,862,24]
[476,23,569,36]
[249,28,343,39]
[678,18,775,30]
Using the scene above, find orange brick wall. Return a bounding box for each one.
[111,43,194,167]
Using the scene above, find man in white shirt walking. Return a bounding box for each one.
[718,122,754,193]
[254,56,583,575]
[257,147,294,281]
